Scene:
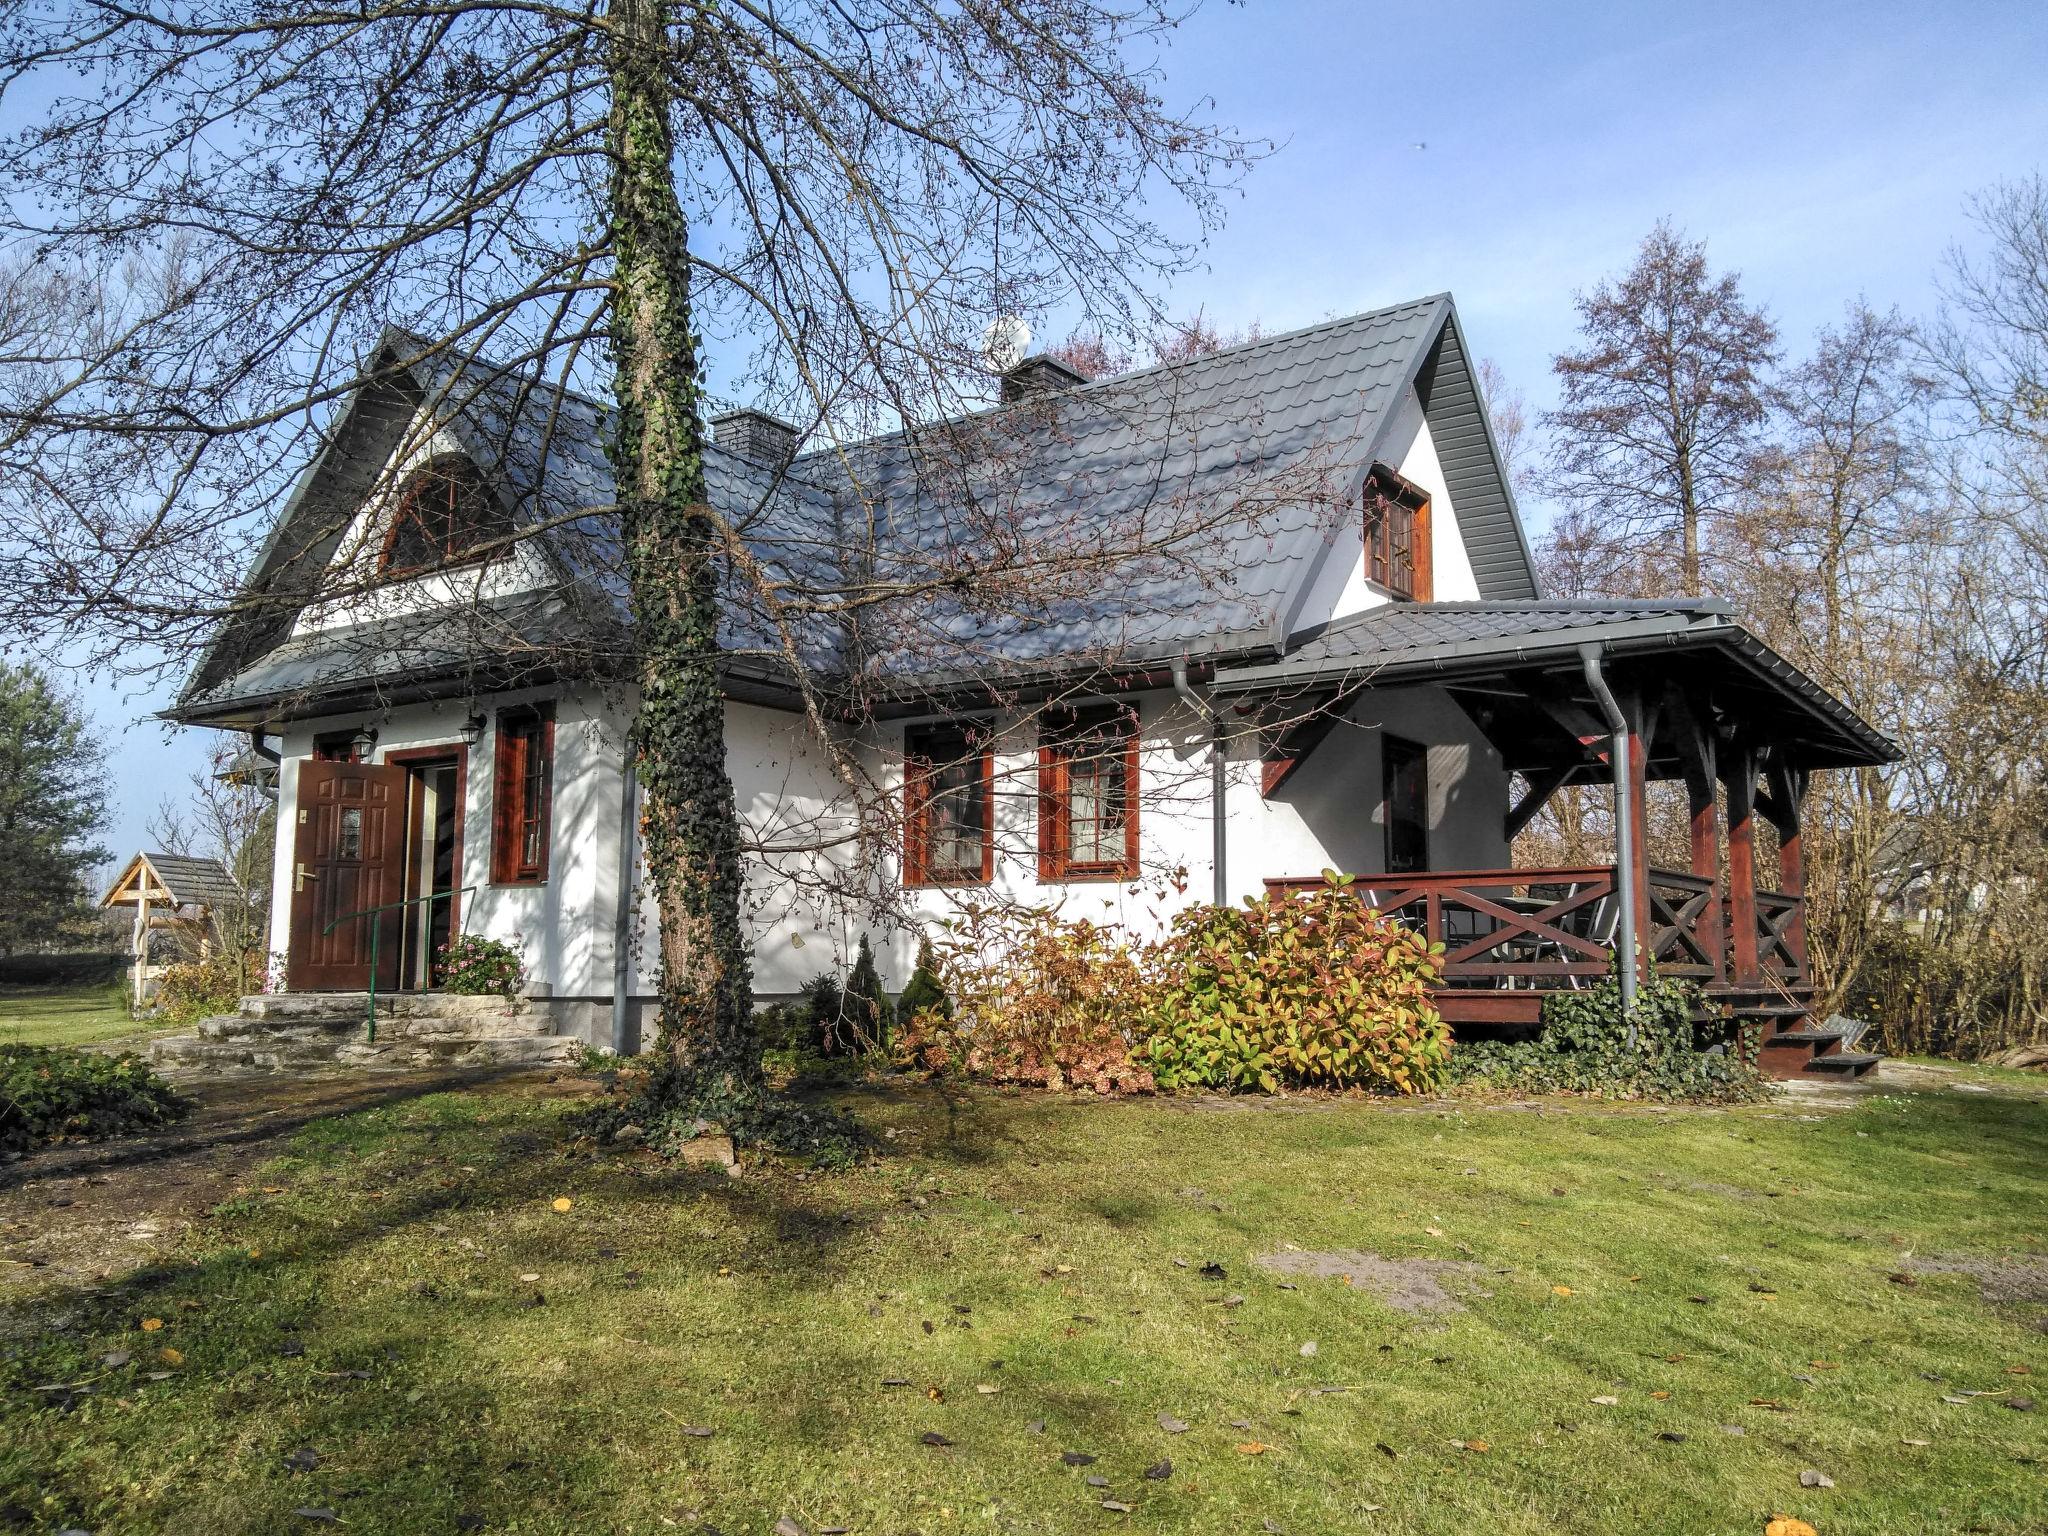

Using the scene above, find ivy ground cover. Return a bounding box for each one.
[5,1076,2044,1534]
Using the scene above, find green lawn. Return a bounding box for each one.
[5,1078,2044,1535]
[0,984,143,1047]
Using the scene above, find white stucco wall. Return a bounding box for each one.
[266,677,1508,1009]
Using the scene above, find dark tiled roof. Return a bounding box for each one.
[179,295,1543,717]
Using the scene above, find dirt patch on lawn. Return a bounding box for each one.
[1900,1253,2048,1306]
[1255,1248,1484,1315]
[0,1066,594,1298]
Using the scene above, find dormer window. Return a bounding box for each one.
[1363,462,1434,602]
[378,456,497,576]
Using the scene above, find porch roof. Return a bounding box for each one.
[1209,598,1897,772]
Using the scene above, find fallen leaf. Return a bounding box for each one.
[283,1447,320,1473]
[1101,1501,1132,1513]
[1650,1391,1671,1401]
[1765,1520,1818,1536]
[1061,1451,1097,1466]
[551,1197,573,1213]
[1809,1360,1838,1371]
[921,1431,954,1447]
[1143,1459,1173,1481]
[519,1272,540,1283]
[1590,1395,1619,1406]
[775,1520,806,1536]
[1798,1469,1835,1488]
[975,1383,999,1395]
[100,1350,130,1369]
[1901,1437,1931,1446]
[2007,1397,2036,1411]
[1551,1285,1574,1297]
[2009,1365,2034,1376]
[160,1348,184,1367]
[1425,1227,1445,1238]
[1026,1419,1046,1434]
[1085,1474,1109,1488]
[1157,1413,1189,1434]
[1942,1394,1971,1405]
[140,1318,163,1332]
[1462,1438,1490,1453]
[1888,1271,1918,1286]
[1299,1341,1318,1358]
[1198,1261,1226,1280]
[1235,1442,1270,1455]
[1658,1431,1687,1443]
[292,1511,339,1525]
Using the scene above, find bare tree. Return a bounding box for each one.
[1543,220,1779,594]
[1473,356,1531,499]
[0,2,1265,1129]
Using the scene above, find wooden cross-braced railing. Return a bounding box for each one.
[1264,864,1802,1025]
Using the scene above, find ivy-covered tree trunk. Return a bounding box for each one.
[607,0,757,1100]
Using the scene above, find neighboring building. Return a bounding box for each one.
[169,294,1894,1075]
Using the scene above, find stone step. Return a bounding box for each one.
[153,1030,579,1073]
[1804,1051,1882,1077]
[236,992,541,1024]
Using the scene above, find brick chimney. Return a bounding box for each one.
[710,408,799,465]
[999,354,1088,404]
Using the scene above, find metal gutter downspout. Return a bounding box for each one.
[1578,644,1638,1021]
[610,755,639,1057]
[248,728,282,804]
[1171,659,1228,907]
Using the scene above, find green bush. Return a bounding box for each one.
[1453,965,1760,1101]
[0,1044,190,1153]
[0,952,128,987]
[843,935,890,1053]
[895,935,950,1023]
[436,934,525,997]
[803,971,845,1054]
[1140,875,1452,1094]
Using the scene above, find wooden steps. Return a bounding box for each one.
[1707,985,1880,1081]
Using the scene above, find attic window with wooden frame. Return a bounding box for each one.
[378,456,498,576]
[1038,705,1140,882]
[1363,462,1433,602]
[905,721,994,887]
[491,705,554,885]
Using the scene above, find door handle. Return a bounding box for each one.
[296,862,319,891]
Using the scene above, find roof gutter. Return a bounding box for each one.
[1578,643,1638,1023]
[1172,658,1228,907]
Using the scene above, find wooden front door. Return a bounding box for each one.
[287,760,410,991]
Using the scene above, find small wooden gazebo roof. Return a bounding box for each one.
[101,851,242,911]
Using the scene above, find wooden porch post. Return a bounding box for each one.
[1764,755,1810,975]
[1677,704,1725,985]
[1724,743,1761,985]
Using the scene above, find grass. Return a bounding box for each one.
[0,984,146,1048]
[4,1078,2045,1535]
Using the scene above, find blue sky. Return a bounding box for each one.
[42,0,2048,863]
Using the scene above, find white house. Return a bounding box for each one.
[170,295,1895,1077]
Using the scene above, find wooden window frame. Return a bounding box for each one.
[1363,462,1433,602]
[1037,704,1141,883]
[377,456,499,578]
[490,705,555,886]
[312,730,369,763]
[1382,733,1429,876]
[904,721,995,888]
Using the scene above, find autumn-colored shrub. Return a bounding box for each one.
[154,954,248,1021]
[892,906,1154,1094]
[1140,875,1452,1094]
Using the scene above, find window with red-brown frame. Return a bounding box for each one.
[379,456,500,577]
[1037,705,1140,882]
[904,721,994,887]
[491,705,555,884]
[1363,462,1433,601]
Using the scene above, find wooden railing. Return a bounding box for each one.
[1265,865,1793,1001]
